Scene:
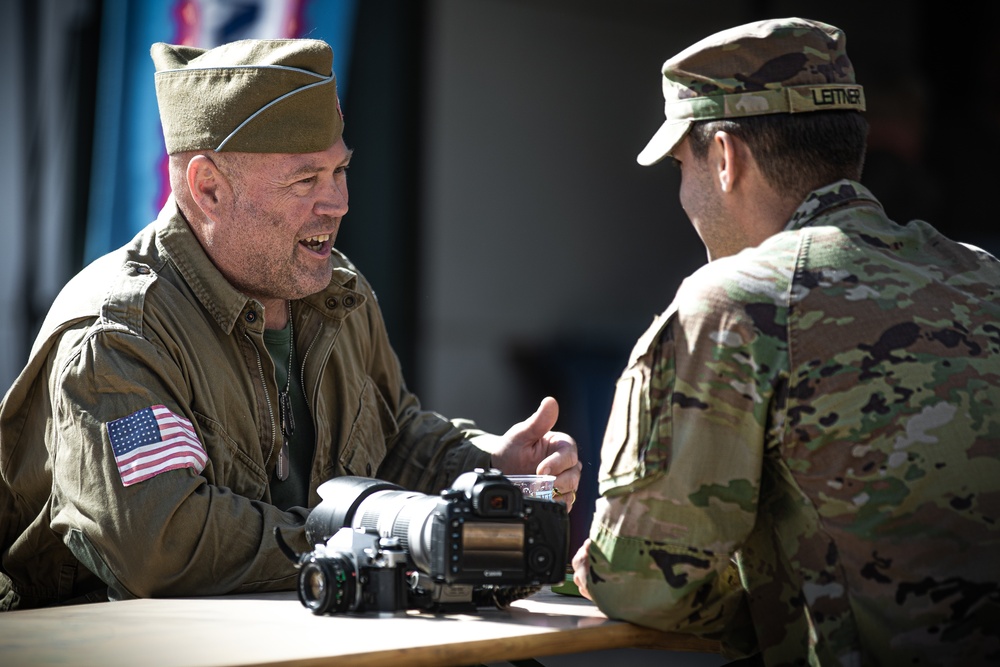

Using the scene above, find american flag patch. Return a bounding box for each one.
[107,405,207,487]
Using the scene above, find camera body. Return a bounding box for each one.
[296,525,411,615]
[279,468,569,615]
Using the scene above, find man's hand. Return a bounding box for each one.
[490,397,582,510]
[571,539,593,600]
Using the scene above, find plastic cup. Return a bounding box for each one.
[505,474,556,501]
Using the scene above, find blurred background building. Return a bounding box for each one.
[2,0,998,561]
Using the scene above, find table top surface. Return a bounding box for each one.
[0,587,720,667]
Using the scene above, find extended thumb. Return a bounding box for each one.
[523,396,558,435]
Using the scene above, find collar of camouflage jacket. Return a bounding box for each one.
[784,179,883,232]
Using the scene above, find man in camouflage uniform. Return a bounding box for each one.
[571,17,1000,666]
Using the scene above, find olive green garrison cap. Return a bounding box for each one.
[152,38,344,154]
[638,17,865,166]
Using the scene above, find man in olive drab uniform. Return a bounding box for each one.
[0,38,581,610]
[571,17,1000,667]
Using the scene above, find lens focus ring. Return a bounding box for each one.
[298,555,356,615]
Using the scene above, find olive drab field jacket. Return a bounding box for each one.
[0,198,494,608]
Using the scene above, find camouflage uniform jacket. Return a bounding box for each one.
[587,180,1000,666]
[0,198,493,608]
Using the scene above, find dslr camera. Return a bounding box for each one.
[275,468,569,615]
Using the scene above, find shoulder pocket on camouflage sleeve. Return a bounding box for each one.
[597,311,674,494]
[597,363,649,491]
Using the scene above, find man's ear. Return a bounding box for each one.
[712,130,744,194]
[186,154,229,222]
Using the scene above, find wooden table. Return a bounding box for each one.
[0,587,720,667]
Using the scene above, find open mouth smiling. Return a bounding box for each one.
[301,234,331,254]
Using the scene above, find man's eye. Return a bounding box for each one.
[297,176,317,185]
[335,164,350,175]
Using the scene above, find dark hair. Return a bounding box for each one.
[687,111,869,199]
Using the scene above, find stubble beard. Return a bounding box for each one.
[225,201,335,304]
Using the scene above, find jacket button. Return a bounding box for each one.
[343,295,357,308]
[136,265,150,275]
[245,311,257,323]
[325,297,338,309]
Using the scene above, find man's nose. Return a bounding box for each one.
[315,175,348,216]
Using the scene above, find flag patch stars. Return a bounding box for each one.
[107,405,207,487]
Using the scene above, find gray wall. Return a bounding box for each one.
[420,0,718,435]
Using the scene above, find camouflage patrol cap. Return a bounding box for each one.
[151,39,344,154]
[637,17,865,166]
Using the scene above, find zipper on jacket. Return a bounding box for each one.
[246,331,278,471]
[298,327,321,413]
[298,318,325,483]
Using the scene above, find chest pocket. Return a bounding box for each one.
[597,311,671,495]
[193,412,268,499]
[337,377,396,478]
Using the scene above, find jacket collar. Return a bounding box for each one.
[784,179,884,232]
[156,197,252,335]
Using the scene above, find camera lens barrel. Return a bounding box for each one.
[298,553,356,615]
[354,492,441,573]
[307,477,404,546]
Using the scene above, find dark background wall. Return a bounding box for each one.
[2,0,998,556]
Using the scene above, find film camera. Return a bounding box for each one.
[274,468,569,615]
